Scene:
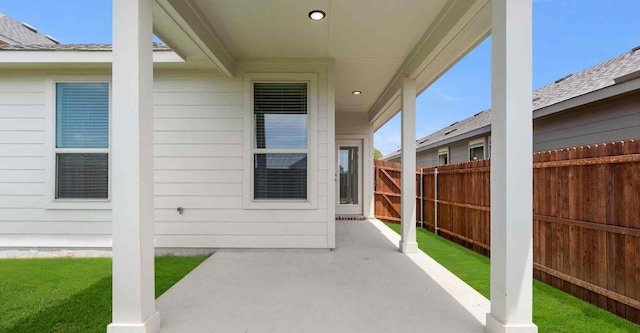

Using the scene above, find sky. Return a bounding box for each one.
[375,0,640,155]
[2,1,640,156]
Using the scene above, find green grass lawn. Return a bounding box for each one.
[384,223,640,333]
[0,256,207,333]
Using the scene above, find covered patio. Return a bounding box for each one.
[156,219,489,333]
[109,0,537,332]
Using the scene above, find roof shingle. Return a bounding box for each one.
[0,13,57,45]
[384,47,640,160]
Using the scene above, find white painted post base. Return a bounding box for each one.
[486,313,538,333]
[398,240,419,253]
[107,311,160,333]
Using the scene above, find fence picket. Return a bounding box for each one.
[373,138,640,324]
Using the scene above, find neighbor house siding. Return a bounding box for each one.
[387,134,490,167]
[448,139,471,163]
[416,148,437,167]
[533,92,640,152]
[0,62,332,249]
[408,91,640,167]
[0,78,112,247]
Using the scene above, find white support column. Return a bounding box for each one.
[399,78,418,253]
[368,122,376,218]
[327,60,336,249]
[486,0,537,332]
[107,0,159,332]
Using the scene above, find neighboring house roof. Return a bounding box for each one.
[0,43,172,51]
[383,46,640,160]
[414,110,491,149]
[0,13,57,45]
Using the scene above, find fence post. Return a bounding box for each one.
[420,168,424,229]
[434,167,438,235]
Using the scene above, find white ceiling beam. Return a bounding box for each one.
[369,0,491,130]
[153,0,235,78]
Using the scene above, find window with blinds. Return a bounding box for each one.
[468,139,485,162]
[55,83,109,199]
[253,82,308,200]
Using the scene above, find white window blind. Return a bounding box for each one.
[56,153,108,199]
[253,82,308,200]
[55,83,109,199]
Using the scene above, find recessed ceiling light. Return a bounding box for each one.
[308,10,326,21]
[352,91,362,95]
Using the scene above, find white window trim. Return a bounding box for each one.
[242,73,318,210]
[468,137,486,161]
[44,78,112,210]
[437,147,449,165]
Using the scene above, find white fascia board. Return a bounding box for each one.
[0,50,184,63]
[155,0,235,78]
[369,0,490,130]
[533,77,640,119]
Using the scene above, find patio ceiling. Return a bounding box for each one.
[153,0,491,129]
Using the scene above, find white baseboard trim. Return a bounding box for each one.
[107,311,161,333]
[485,313,538,333]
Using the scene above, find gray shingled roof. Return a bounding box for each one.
[414,110,491,148]
[0,43,172,51]
[384,46,640,160]
[0,13,57,45]
[532,47,640,109]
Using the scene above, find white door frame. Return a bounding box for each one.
[336,139,363,215]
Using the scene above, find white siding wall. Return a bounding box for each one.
[0,78,112,247]
[0,62,332,249]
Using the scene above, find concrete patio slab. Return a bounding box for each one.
[157,220,489,333]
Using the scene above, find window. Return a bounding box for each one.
[438,147,449,165]
[468,138,485,161]
[55,83,109,199]
[253,82,308,200]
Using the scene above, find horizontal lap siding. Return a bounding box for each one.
[534,93,640,152]
[152,75,329,248]
[0,79,112,247]
[0,70,330,249]
[416,148,437,167]
[449,140,472,164]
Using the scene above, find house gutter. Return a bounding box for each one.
[0,49,184,63]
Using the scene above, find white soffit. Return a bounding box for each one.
[335,58,400,113]
[192,0,331,58]
[185,0,448,113]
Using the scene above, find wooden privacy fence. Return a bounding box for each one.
[373,139,640,324]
